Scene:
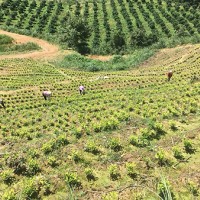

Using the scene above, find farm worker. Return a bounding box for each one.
[167,70,173,81]
[79,85,85,95]
[0,98,5,108]
[42,90,52,100]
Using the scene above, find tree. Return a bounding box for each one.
[110,31,126,53]
[59,16,91,54]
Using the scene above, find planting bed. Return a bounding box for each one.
[0,44,200,199]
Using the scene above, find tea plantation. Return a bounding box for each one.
[0,0,200,199]
[0,0,200,54]
[0,43,200,199]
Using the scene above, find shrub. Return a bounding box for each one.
[108,164,121,180]
[155,150,175,166]
[184,139,196,154]
[1,169,15,185]
[172,147,184,160]
[108,138,122,152]
[26,159,40,176]
[71,151,84,163]
[42,140,55,154]
[85,141,101,155]
[129,135,139,146]
[22,176,51,199]
[6,154,27,175]
[170,121,178,131]
[85,168,96,181]
[187,181,199,196]
[126,162,138,179]
[2,189,17,200]
[47,156,59,167]
[65,172,82,188]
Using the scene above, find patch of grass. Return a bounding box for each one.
[53,47,156,71]
[0,42,41,54]
[0,34,13,45]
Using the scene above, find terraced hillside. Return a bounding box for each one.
[0,42,200,199]
[0,0,200,54]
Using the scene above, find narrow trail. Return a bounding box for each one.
[0,30,113,61]
[0,30,64,60]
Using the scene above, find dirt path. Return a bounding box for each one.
[0,29,62,60]
[0,30,113,62]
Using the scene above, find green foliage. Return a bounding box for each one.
[2,189,17,200]
[6,153,27,175]
[184,139,196,154]
[59,16,90,54]
[155,150,175,167]
[0,0,200,54]
[126,162,138,179]
[0,34,13,45]
[172,147,185,160]
[1,169,15,185]
[65,172,82,188]
[47,156,59,167]
[26,158,40,176]
[85,168,96,181]
[71,151,84,164]
[84,141,101,155]
[187,181,199,196]
[170,121,178,131]
[108,164,121,180]
[157,177,176,200]
[22,176,51,199]
[108,138,122,152]
[0,34,40,54]
[54,47,156,71]
[102,191,119,200]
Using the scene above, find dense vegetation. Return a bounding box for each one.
[0,44,200,199]
[0,34,40,54]
[0,0,200,54]
[54,47,157,71]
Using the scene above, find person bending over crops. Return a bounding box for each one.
[79,85,85,95]
[167,70,173,81]
[42,90,52,100]
[0,98,5,108]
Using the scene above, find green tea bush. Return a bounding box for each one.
[108,138,122,152]
[155,150,175,167]
[6,154,27,175]
[47,156,59,167]
[84,141,101,155]
[108,164,121,180]
[187,181,199,196]
[65,172,82,188]
[126,162,138,179]
[85,168,96,181]
[1,169,15,185]
[2,189,17,200]
[172,146,185,160]
[71,151,84,164]
[184,139,196,154]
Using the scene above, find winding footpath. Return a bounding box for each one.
[0,29,60,60]
[0,30,112,61]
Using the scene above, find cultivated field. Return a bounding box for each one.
[0,0,200,199]
[0,0,200,54]
[0,38,200,199]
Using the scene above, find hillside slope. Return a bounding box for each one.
[0,39,200,199]
[0,0,199,54]
[0,29,60,60]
